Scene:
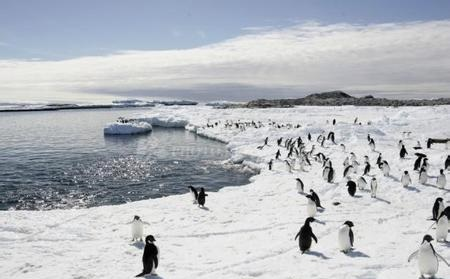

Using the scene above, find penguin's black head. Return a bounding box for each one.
[309,189,314,193]
[305,217,316,224]
[346,181,354,187]
[422,234,433,243]
[404,170,408,174]
[200,187,205,192]
[440,169,444,174]
[134,215,140,221]
[296,178,301,181]
[344,221,354,227]
[145,235,156,243]
[443,207,450,218]
[436,197,443,203]
[305,194,313,200]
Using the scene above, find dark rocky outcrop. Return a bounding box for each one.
[245,91,450,108]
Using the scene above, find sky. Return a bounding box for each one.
[1,0,450,103]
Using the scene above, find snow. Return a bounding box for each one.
[103,121,152,135]
[1,105,450,279]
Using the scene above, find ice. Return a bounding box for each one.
[103,121,152,135]
[1,105,450,279]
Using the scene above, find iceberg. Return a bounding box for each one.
[103,121,152,135]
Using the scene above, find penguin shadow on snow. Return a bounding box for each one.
[373,196,391,204]
[199,206,210,211]
[303,250,330,260]
[387,174,400,182]
[344,249,370,258]
[421,183,450,193]
[130,241,145,250]
[404,185,420,192]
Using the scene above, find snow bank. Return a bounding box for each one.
[103,121,152,135]
[1,105,450,279]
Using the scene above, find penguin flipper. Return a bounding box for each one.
[436,252,450,266]
[350,229,354,247]
[407,250,419,262]
[135,271,146,277]
[311,233,318,243]
[294,231,300,241]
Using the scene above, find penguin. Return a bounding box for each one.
[435,207,450,242]
[136,235,159,277]
[422,158,429,172]
[294,217,318,254]
[346,181,357,197]
[343,165,354,178]
[357,176,367,190]
[332,119,336,125]
[401,171,412,187]
[363,162,371,176]
[407,235,449,279]
[414,153,427,171]
[419,167,428,185]
[367,134,371,142]
[432,198,445,221]
[197,187,208,207]
[369,138,376,151]
[351,160,359,173]
[338,221,354,253]
[305,195,317,217]
[188,186,198,204]
[350,152,357,162]
[327,131,335,144]
[413,141,422,150]
[400,145,408,159]
[308,133,312,141]
[446,155,450,170]
[275,149,281,160]
[376,153,382,167]
[268,159,273,170]
[381,160,390,177]
[370,177,377,198]
[323,166,335,183]
[310,189,324,209]
[296,178,304,194]
[340,143,346,152]
[130,215,150,242]
[437,169,446,189]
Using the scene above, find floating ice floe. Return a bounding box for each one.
[103,121,152,135]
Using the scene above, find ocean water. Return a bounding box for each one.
[0,108,254,210]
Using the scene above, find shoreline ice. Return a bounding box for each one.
[1,105,450,279]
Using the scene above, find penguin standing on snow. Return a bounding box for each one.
[197,187,208,207]
[294,217,318,254]
[414,153,427,171]
[407,235,449,279]
[437,169,446,189]
[357,176,367,190]
[338,221,354,253]
[136,235,159,277]
[310,189,324,210]
[370,178,378,198]
[432,198,445,221]
[435,207,450,242]
[188,186,198,204]
[343,165,354,179]
[296,178,304,194]
[346,181,357,197]
[401,171,412,187]
[419,167,428,185]
[381,160,390,177]
[129,216,151,242]
[268,159,273,170]
[369,138,376,152]
[400,145,408,159]
[305,195,317,217]
[363,162,371,176]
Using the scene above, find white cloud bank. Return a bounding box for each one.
[1,20,450,102]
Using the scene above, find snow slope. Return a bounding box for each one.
[1,105,450,279]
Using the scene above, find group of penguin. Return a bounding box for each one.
[264,118,450,278]
[128,117,449,278]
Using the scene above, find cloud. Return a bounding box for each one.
[1,20,450,102]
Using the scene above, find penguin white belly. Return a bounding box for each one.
[371,182,377,197]
[436,217,448,241]
[296,181,303,193]
[418,245,438,276]
[357,179,366,190]
[323,168,330,181]
[131,221,144,240]
[401,176,410,187]
[437,175,446,188]
[383,165,390,176]
[306,201,317,217]
[190,191,198,203]
[338,226,351,251]
[419,173,428,184]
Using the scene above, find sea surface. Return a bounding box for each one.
[0,108,254,210]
